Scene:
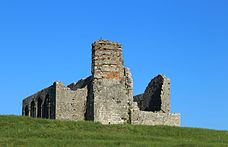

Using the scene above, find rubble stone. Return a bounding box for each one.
[22,40,180,126]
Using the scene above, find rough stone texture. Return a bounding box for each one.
[55,81,88,120]
[92,40,125,80]
[134,75,170,113]
[131,111,180,126]
[133,94,143,108]
[22,85,56,119]
[92,40,133,124]
[67,76,92,91]
[22,39,180,127]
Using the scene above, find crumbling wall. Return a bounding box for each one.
[55,81,88,120]
[22,39,180,127]
[131,74,180,126]
[67,76,92,91]
[133,94,143,109]
[131,110,180,126]
[67,76,94,120]
[92,40,133,124]
[135,75,170,113]
[22,85,56,119]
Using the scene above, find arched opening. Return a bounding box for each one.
[37,97,42,118]
[30,101,36,117]
[42,94,51,119]
[24,105,29,116]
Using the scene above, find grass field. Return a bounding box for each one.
[0,115,227,147]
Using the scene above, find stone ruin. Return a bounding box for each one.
[22,40,180,126]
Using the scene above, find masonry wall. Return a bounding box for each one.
[92,40,133,124]
[133,94,143,109]
[134,75,170,113]
[131,110,180,126]
[67,76,92,91]
[131,74,180,126]
[22,85,56,119]
[67,76,94,120]
[22,39,180,127]
[55,81,88,120]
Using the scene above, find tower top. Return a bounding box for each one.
[91,40,124,80]
[92,40,121,48]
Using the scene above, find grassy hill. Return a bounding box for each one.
[0,116,227,147]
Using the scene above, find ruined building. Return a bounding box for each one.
[22,40,180,126]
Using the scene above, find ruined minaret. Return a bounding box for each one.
[91,40,133,124]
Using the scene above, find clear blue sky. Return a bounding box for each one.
[0,0,227,130]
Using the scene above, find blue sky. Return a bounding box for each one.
[0,0,227,130]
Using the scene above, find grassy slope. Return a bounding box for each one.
[0,116,227,147]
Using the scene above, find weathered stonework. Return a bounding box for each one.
[92,40,133,124]
[22,85,56,119]
[131,111,180,126]
[134,75,170,113]
[22,40,180,126]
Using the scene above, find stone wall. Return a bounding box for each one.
[67,76,94,120]
[91,40,133,124]
[133,94,143,109]
[131,74,180,126]
[22,78,92,121]
[131,110,180,126]
[22,84,56,119]
[67,76,92,91]
[55,81,88,120]
[92,40,125,80]
[22,39,180,127]
[134,75,170,113]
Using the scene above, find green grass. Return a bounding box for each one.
[0,116,228,147]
